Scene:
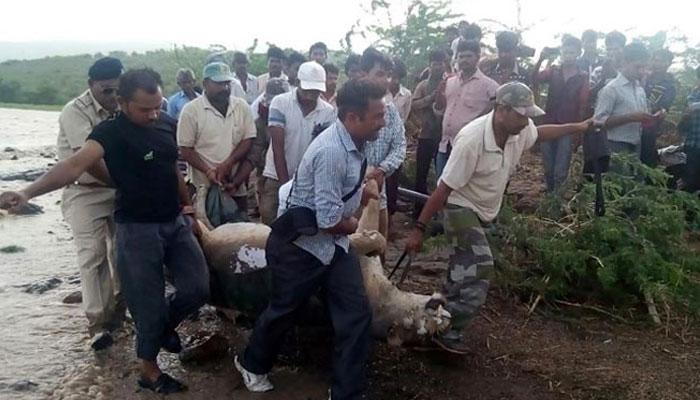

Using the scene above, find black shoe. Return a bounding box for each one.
[137,373,187,394]
[90,331,114,351]
[161,330,182,353]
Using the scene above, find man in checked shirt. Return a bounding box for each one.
[358,47,407,244]
[235,79,386,400]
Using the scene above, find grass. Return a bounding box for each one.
[0,245,26,254]
[0,102,62,112]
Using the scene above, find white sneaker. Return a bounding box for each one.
[234,356,273,392]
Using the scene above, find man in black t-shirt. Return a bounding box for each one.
[0,69,208,395]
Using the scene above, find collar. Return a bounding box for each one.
[292,88,324,114]
[202,93,232,116]
[614,73,639,87]
[87,89,108,116]
[483,111,521,153]
[459,68,485,83]
[335,119,359,153]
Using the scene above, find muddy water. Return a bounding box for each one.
[0,108,90,399]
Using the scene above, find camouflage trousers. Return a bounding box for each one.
[442,206,494,331]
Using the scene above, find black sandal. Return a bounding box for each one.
[137,373,188,394]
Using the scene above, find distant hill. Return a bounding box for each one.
[0,46,269,106]
[0,41,172,62]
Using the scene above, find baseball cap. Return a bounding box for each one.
[203,62,235,82]
[495,82,545,117]
[297,61,326,92]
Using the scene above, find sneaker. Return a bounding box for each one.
[234,356,273,392]
[90,331,114,351]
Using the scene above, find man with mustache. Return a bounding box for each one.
[1,69,209,393]
[405,82,593,353]
[258,61,336,225]
[178,62,257,211]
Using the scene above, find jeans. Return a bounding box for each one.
[115,215,210,361]
[541,135,573,192]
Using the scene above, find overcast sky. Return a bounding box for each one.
[2,0,697,53]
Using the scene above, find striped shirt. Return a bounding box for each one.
[282,120,365,265]
[364,101,406,175]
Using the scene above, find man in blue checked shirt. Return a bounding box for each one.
[358,47,407,244]
[234,79,387,400]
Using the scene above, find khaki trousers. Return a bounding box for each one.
[61,185,123,335]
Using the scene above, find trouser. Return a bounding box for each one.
[607,140,640,156]
[242,237,371,400]
[684,146,700,193]
[442,207,494,332]
[115,216,210,361]
[541,134,573,193]
[415,138,439,194]
[640,128,659,167]
[61,185,123,336]
[435,143,452,178]
[259,176,282,226]
[385,165,401,216]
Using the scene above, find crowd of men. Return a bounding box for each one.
[2,20,700,399]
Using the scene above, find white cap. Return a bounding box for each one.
[297,61,326,92]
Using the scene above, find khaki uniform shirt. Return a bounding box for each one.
[57,89,113,184]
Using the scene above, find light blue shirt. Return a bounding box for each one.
[167,90,200,120]
[594,73,648,145]
[282,119,365,265]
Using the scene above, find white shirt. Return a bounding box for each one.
[440,111,538,222]
[234,73,260,104]
[262,89,337,181]
[177,95,257,195]
[386,86,412,123]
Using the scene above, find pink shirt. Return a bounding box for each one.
[439,69,499,153]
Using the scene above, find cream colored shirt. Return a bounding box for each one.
[177,95,256,196]
[386,85,412,123]
[57,89,113,185]
[440,112,538,222]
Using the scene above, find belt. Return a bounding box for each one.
[69,181,111,189]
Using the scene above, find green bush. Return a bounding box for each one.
[490,154,700,317]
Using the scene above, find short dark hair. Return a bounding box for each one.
[582,29,598,42]
[309,42,328,56]
[496,31,520,51]
[561,35,582,51]
[622,42,650,63]
[267,46,286,61]
[456,39,481,55]
[653,48,674,64]
[337,78,387,121]
[88,57,123,81]
[232,51,248,64]
[463,24,483,41]
[360,47,392,73]
[344,54,361,75]
[391,58,407,79]
[286,51,307,67]
[605,31,627,48]
[324,62,340,76]
[429,49,447,63]
[118,68,161,101]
